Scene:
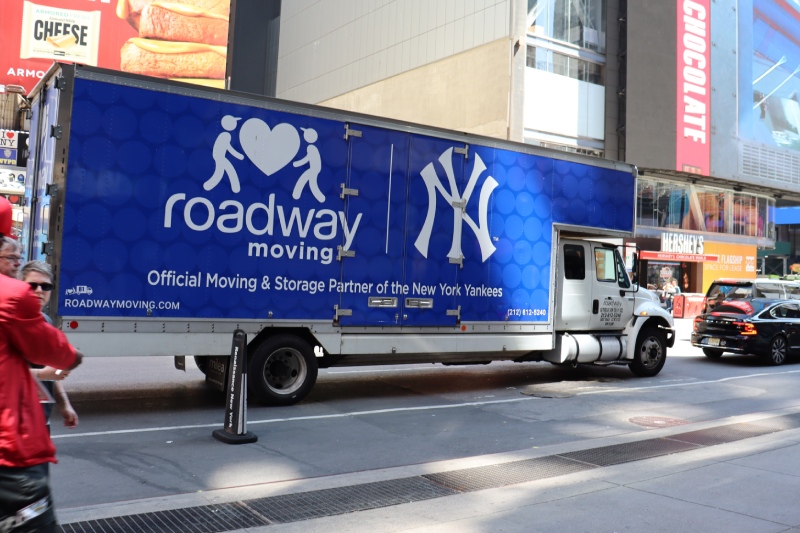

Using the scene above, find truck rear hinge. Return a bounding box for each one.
[344,124,362,140]
[337,246,355,261]
[46,183,59,197]
[449,255,464,267]
[41,242,54,256]
[451,199,466,209]
[340,183,359,199]
[333,304,352,324]
[54,76,67,90]
[50,125,62,139]
[454,144,469,159]
[446,305,461,323]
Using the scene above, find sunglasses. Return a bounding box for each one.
[28,282,54,291]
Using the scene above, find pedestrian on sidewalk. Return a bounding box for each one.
[0,197,83,533]
[23,260,79,430]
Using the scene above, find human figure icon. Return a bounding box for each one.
[292,127,325,203]
[204,115,245,193]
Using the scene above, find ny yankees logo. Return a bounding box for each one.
[415,148,497,262]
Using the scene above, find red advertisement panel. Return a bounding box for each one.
[676,0,711,174]
[0,0,230,93]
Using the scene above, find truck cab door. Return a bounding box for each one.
[588,245,635,330]
[555,241,593,330]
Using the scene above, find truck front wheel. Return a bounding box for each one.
[629,326,667,377]
[248,335,318,406]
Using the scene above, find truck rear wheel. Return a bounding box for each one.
[629,326,666,377]
[248,335,318,406]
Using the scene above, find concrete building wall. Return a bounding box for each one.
[624,2,677,170]
[320,40,511,138]
[603,0,620,160]
[277,0,511,104]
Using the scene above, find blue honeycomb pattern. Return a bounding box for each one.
[58,77,634,324]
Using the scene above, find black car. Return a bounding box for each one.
[691,298,800,365]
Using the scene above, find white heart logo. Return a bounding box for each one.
[239,119,301,176]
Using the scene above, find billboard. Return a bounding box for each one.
[702,242,757,292]
[676,0,711,174]
[739,0,800,153]
[0,0,230,93]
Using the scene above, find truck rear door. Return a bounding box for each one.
[401,135,466,326]
[337,124,410,326]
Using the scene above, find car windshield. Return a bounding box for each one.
[708,283,752,300]
[786,285,800,299]
[752,283,787,298]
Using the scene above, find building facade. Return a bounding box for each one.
[275,0,800,294]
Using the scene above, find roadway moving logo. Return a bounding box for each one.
[414,148,497,263]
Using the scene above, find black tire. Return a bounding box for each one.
[194,356,209,374]
[768,335,788,366]
[248,335,318,406]
[702,348,724,359]
[629,326,667,377]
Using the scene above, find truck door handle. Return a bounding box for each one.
[592,300,599,314]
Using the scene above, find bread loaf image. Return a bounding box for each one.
[120,38,226,79]
[139,3,229,45]
[117,0,229,34]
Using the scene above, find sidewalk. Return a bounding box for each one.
[58,406,800,532]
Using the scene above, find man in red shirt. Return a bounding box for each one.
[0,197,82,532]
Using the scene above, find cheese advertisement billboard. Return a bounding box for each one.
[0,0,230,93]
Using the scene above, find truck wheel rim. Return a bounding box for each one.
[640,337,663,369]
[264,348,307,394]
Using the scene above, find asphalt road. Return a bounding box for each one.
[49,319,800,511]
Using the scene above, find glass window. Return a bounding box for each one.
[564,244,585,280]
[615,249,631,288]
[525,46,605,85]
[529,0,607,53]
[636,178,774,237]
[595,248,616,282]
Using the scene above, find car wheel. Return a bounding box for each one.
[248,335,318,406]
[768,335,788,366]
[629,326,667,377]
[702,348,724,359]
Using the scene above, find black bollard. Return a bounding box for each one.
[213,329,257,444]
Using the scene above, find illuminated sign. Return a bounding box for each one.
[661,231,704,254]
[676,0,711,174]
[0,0,231,92]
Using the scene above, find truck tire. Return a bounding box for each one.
[194,356,209,374]
[702,348,723,359]
[248,335,318,406]
[629,326,666,377]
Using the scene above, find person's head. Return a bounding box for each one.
[20,260,53,310]
[0,236,21,278]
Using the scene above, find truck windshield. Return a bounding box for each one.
[615,249,631,289]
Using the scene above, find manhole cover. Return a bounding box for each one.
[628,416,689,428]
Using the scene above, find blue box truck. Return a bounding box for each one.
[22,63,674,405]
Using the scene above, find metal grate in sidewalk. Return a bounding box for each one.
[423,454,593,492]
[58,502,267,532]
[245,477,456,524]
[666,422,780,446]
[58,413,800,533]
[558,437,701,467]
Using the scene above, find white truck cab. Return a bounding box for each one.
[545,236,675,376]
